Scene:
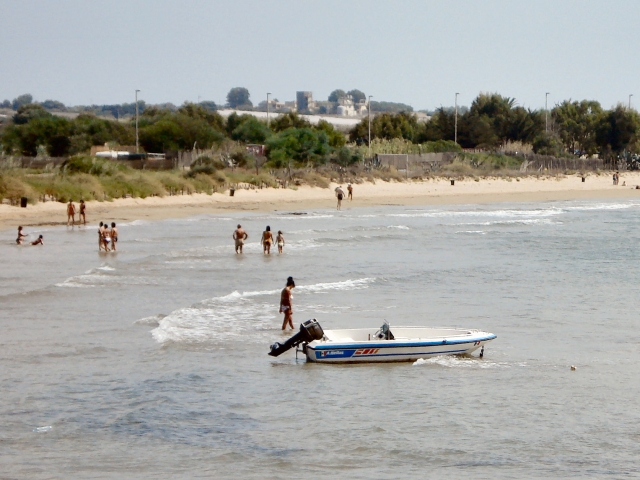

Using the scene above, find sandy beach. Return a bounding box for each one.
[2,172,639,231]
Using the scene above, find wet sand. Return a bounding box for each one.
[2,173,639,231]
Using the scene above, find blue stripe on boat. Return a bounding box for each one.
[311,334,496,351]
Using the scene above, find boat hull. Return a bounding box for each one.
[305,328,496,364]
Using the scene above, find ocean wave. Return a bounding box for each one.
[451,218,561,227]
[134,314,167,327]
[413,356,510,369]
[387,208,564,219]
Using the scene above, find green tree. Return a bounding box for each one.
[270,112,311,132]
[552,100,603,155]
[226,87,252,109]
[12,104,52,125]
[314,119,346,148]
[596,105,640,156]
[12,94,33,110]
[40,99,66,111]
[347,89,366,103]
[349,112,419,144]
[266,128,330,168]
[328,89,347,102]
[231,117,272,144]
[198,100,217,112]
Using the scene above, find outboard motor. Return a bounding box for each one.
[268,319,324,357]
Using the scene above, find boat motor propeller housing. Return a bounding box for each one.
[268,319,324,357]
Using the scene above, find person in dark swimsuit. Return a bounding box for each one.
[16,226,26,245]
[335,186,344,210]
[279,276,295,330]
[110,222,118,251]
[31,235,43,245]
[79,200,86,224]
[261,226,273,254]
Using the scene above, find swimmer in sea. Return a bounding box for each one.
[31,235,44,245]
[233,224,248,254]
[67,200,76,226]
[276,230,285,254]
[261,225,273,254]
[279,276,295,330]
[16,226,27,245]
[110,222,118,251]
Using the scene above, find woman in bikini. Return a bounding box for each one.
[279,276,295,330]
[276,230,285,254]
[16,226,27,245]
[261,225,273,254]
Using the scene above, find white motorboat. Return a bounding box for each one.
[268,320,497,364]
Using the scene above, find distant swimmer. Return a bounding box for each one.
[276,230,285,254]
[261,225,273,255]
[347,183,353,201]
[16,226,26,245]
[31,235,43,246]
[79,200,86,224]
[279,276,295,330]
[67,200,76,226]
[233,224,248,254]
[335,186,345,211]
[110,222,118,251]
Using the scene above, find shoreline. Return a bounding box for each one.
[2,173,639,231]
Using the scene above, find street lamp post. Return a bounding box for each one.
[368,95,373,159]
[267,92,271,127]
[135,89,140,153]
[545,92,550,133]
[454,92,459,144]
[629,94,633,110]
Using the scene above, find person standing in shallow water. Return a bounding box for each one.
[110,222,118,251]
[79,200,86,225]
[335,186,344,211]
[261,226,273,254]
[280,276,295,330]
[276,230,285,254]
[67,200,76,226]
[233,224,248,254]
[16,226,27,245]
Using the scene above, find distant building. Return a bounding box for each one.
[296,91,316,113]
[336,95,368,117]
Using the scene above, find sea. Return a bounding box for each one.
[1,199,639,479]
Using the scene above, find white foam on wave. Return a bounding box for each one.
[96,264,115,272]
[413,356,510,369]
[388,208,564,219]
[456,230,487,235]
[149,278,376,345]
[33,426,52,433]
[452,218,561,227]
[134,314,167,326]
[564,202,638,212]
[118,219,148,227]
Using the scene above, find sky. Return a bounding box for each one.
[1,0,639,111]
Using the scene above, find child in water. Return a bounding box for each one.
[16,226,26,245]
[276,230,285,254]
[31,235,44,245]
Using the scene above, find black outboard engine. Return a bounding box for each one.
[268,319,324,357]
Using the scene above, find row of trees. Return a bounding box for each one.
[3,93,639,164]
[350,93,640,158]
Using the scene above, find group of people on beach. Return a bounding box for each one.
[334,183,353,211]
[16,226,43,245]
[232,224,285,254]
[67,200,86,226]
[98,222,118,252]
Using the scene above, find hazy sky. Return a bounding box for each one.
[2,0,638,110]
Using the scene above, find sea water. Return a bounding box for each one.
[1,200,640,478]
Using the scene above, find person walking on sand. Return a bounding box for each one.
[347,183,353,201]
[279,276,295,330]
[261,225,273,255]
[233,224,248,254]
[276,230,285,254]
[16,226,27,245]
[67,200,76,226]
[335,186,345,211]
[31,235,44,246]
[79,200,86,225]
[110,222,118,251]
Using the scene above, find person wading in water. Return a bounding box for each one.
[279,276,295,330]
